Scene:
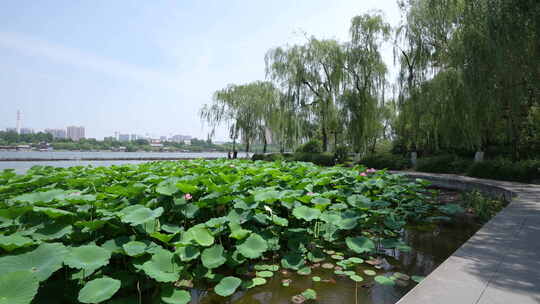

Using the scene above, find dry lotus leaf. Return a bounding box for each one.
[321,263,334,269]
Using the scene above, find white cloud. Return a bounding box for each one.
[0,31,182,90]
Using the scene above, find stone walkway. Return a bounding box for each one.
[393,171,540,304]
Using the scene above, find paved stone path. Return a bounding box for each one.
[393,172,540,304]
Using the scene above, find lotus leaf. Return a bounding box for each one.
[214,276,242,297]
[347,257,364,264]
[228,222,250,240]
[0,271,39,304]
[201,245,226,269]
[281,252,305,270]
[292,205,320,221]
[78,277,121,303]
[64,245,111,272]
[33,222,73,240]
[374,275,396,286]
[350,274,364,282]
[297,266,311,275]
[0,234,34,251]
[160,286,191,304]
[237,233,268,259]
[345,236,375,254]
[272,216,288,227]
[0,243,67,281]
[175,245,200,261]
[253,189,280,202]
[122,241,147,257]
[141,248,182,282]
[301,289,317,300]
[156,178,180,196]
[364,270,376,276]
[411,275,425,283]
[256,271,273,278]
[13,189,66,204]
[120,206,163,226]
[32,207,74,218]
[185,226,214,246]
[312,276,321,282]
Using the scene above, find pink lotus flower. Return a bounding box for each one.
[184,193,192,200]
[360,172,367,177]
[367,168,377,173]
[307,192,315,196]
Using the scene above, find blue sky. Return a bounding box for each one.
[0,0,400,140]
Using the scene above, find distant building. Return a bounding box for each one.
[5,128,17,133]
[171,134,192,143]
[67,126,85,141]
[118,134,130,142]
[160,136,167,142]
[130,134,138,141]
[20,128,34,135]
[45,128,67,139]
[183,139,191,145]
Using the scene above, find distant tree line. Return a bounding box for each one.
[201,0,540,160]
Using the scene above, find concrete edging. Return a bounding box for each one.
[392,171,540,304]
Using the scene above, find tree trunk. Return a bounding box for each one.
[322,126,328,152]
[263,134,268,154]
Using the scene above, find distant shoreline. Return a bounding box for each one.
[0,157,235,162]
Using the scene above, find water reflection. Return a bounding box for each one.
[199,218,480,304]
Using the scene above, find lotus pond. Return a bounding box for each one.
[0,160,474,304]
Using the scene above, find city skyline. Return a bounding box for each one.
[0,1,400,141]
[3,109,197,141]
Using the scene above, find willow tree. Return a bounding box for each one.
[395,0,539,158]
[200,81,279,153]
[394,0,477,154]
[341,13,391,153]
[462,0,540,159]
[266,39,344,152]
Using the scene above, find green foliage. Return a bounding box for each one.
[296,140,322,153]
[467,159,540,183]
[334,145,349,164]
[0,271,39,304]
[461,190,507,222]
[360,153,410,170]
[77,277,121,303]
[0,159,437,302]
[294,152,336,166]
[416,155,473,174]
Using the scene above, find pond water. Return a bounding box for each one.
[0,151,251,174]
[195,217,480,304]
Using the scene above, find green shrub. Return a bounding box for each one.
[294,152,336,166]
[296,140,322,153]
[461,190,507,223]
[467,158,540,183]
[251,154,265,161]
[334,145,349,164]
[360,153,410,170]
[416,155,472,174]
[265,153,284,161]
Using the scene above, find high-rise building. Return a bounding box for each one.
[171,134,192,143]
[118,134,130,142]
[20,128,34,135]
[16,110,21,134]
[130,134,138,141]
[67,126,85,141]
[45,128,67,139]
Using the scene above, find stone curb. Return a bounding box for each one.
[391,171,540,304]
